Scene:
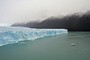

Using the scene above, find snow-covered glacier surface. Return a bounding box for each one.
[0,27,68,46]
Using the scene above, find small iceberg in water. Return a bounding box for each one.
[70,43,76,46]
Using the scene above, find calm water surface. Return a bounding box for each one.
[0,32,90,60]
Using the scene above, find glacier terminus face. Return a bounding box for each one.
[0,27,68,46]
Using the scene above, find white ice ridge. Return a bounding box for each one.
[0,27,68,46]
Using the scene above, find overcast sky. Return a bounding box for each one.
[0,0,90,26]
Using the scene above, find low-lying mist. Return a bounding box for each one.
[12,11,90,31]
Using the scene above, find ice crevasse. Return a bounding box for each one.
[0,27,68,46]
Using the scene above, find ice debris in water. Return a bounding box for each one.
[70,43,76,46]
[0,27,68,46]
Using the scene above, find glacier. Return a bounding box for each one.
[0,27,68,46]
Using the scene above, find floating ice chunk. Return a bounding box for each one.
[70,43,76,46]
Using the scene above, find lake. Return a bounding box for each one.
[0,32,90,60]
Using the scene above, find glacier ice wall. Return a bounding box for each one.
[0,27,68,46]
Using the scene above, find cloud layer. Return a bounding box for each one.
[0,0,90,25]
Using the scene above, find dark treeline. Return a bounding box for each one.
[12,11,90,31]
